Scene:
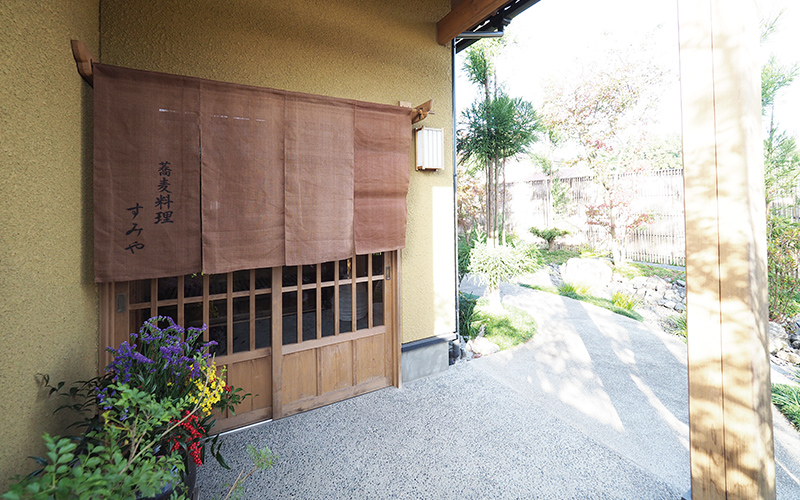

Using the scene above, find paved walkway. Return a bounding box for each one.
[197,283,800,499]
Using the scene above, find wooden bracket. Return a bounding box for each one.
[410,100,434,124]
[71,39,95,87]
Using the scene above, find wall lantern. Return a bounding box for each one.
[415,126,444,171]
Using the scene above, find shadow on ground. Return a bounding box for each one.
[197,284,800,500]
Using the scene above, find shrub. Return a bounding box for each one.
[773,383,800,431]
[558,282,592,298]
[664,313,688,339]
[767,215,800,321]
[611,291,640,311]
[468,242,541,291]
[457,230,485,282]
[529,227,570,251]
[458,292,480,339]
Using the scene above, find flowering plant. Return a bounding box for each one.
[3,316,248,499]
[101,316,247,467]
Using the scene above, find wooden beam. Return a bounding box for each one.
[436,0,509,46]
[411,100,433,124]
[677,0,775,498]
[70,39,95,86]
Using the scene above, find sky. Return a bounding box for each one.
[455,0,800,141]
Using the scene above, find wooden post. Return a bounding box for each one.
[677,0,775,498]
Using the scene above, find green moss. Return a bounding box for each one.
[580,296,644,321]
[470,302,537,350]
[523,283,643,321]
[539,248,580,266]
[615,262,686,282]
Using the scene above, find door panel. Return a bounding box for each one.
[102,252,397,433]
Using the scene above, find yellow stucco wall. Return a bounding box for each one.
[0,1,100,489]
[100,0,457,343]
[0,0,455,488]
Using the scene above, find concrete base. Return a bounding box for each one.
[401,336,451,383]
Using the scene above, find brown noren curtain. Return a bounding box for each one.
[354,104,412,255]
[200,82,286,274]
[93,64,202,282]
[284,96,355,266]
[93,63,411,283]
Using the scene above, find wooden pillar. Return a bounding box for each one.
[677,0,775,498]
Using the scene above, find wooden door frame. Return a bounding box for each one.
[98,250,402,430]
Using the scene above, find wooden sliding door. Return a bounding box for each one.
[99,251,398,432]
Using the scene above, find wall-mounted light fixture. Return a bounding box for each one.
[415,126,444,171]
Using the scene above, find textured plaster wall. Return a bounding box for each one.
[0,1,100,489]
[101,0,457,343]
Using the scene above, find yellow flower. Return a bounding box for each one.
[190,361,226,415]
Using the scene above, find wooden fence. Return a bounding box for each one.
[507,169,687,266]
[508,169,800,267]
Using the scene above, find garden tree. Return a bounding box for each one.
[540,38,668,265]
[458,39,539,245]
[456,162,485,234]
[529,124,571,226]
[584,185,653,263]
[762,55,800,206]
[767,215,800,321]
[529,227,570,251]
[761,14,800,321]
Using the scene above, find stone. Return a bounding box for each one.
[775,349,800,365]
[662,300,677,310]
[769,322,790,354]
[664,290,681,303]
[469,337,500,356]
[631,276,649,289]
[674,303,686,312]
[676,279,686,287]
[644,290,665,303]
[560,258,612,292]
[645,276,663,290]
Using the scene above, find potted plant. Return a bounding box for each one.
[3,316,248,500]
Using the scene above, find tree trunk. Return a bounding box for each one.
[501,157,507,245]
[611,240,625,267]
[485,159,491,239]
[485,287,503,314]
[609,206,624,266]
[546,178,553,229]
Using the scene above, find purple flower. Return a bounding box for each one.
[131,351,153,364]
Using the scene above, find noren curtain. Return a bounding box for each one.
[93,63,411,283]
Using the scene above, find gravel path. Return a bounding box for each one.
[196,279,800,499]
